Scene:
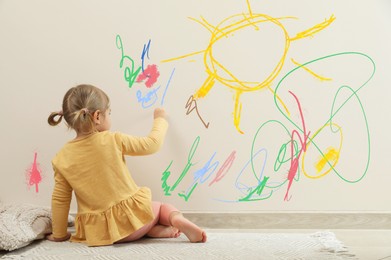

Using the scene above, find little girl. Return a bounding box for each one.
[46,84,207,246]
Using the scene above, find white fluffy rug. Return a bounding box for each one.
[1,231,355,260]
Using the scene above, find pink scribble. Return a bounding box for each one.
[284,91,310,201]
[209,151,236,186]
[27,152,42,193]
[136,64,160,88]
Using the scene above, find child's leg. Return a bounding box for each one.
[146,224,181,238]
[117,201,207,243]
[169,211,207,243]
[153,201,207,243]
[116,202,174,243]
[146,202,180,238]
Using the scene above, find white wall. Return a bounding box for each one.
[0,0,390,212]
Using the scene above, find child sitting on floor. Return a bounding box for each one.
[46,84,207,246]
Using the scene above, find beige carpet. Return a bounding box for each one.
[1,231,355,260]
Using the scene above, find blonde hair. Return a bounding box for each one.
[48,84,110,134]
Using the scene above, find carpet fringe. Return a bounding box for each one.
[312,231,357,259]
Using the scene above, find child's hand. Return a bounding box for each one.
[46,232,71,242]
[154,108,166,119]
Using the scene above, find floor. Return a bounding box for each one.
[183,212,391,259]
[1,229,390,259]
[334,229,391,260]
[226,229,391,260]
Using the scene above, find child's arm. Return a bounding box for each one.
[116,108,169,156]
[46,232,71,242]
[47,170,73,242]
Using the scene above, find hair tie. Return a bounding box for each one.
[58,111,63,116]
[81,108,89,116]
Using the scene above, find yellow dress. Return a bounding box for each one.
[51,117,168,246]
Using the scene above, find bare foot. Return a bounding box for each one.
[146,225,181,238]
[170,213,207,243]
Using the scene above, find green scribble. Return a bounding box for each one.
[161,136,200,198]
[239,176,271,201]
[178,183,198,202]
[116,34,142,89]
[274,52,375,184]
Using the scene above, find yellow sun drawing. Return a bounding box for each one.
[163,0,335,134]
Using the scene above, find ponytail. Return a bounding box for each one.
[49,84,110,133]
[48,111,63,126]
[71,108,95,134]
